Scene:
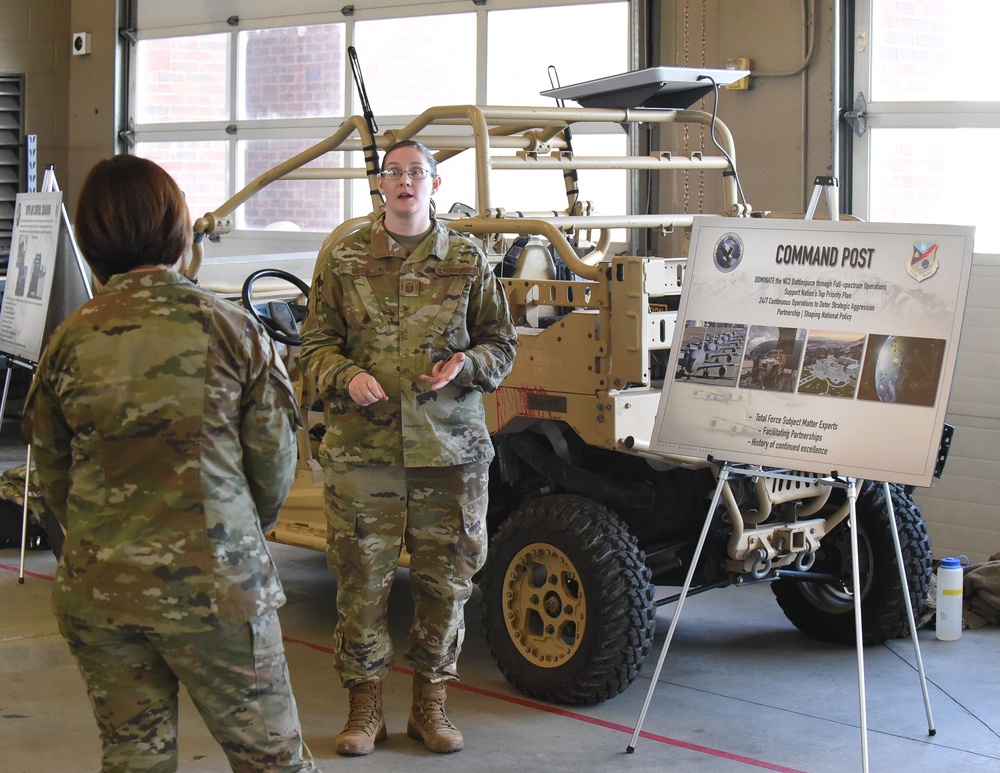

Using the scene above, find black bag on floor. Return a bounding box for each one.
[0,497,49,550]
[0,464,60,555]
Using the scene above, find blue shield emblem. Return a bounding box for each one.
[908,241,938,282]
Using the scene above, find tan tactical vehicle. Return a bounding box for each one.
[193,92,932,707]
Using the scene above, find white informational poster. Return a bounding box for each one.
[651,216,975,488]
[0,192,64,362]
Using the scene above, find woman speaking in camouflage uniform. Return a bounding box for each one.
[22,155,316,772]
[299,140,517,756]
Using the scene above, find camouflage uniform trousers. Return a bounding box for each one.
[323,459,489,686]
[57,610,316,772]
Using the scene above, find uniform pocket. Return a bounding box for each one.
[249,612,301,740]
[456,490,488,578]
[352,275,390,334]
[429,273,474,348]
[317,446,360,535]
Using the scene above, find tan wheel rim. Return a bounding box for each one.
[501,543,586,668]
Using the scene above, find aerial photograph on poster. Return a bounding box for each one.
[797,330,866,398]
[674,320,746,386]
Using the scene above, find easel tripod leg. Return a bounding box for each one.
[627,463,733,753]
[0,365,12,431]
[18,444,32,584]
[846,479,870,772]
[883,481,936,735]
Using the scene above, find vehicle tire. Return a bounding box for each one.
[479,494,655,705]
[771,481,931,645]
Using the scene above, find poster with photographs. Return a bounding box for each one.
[651,216,975,487]
[0,192,63,362]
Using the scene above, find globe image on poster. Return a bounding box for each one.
[870,335,944,406]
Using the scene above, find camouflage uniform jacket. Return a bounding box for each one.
[299,214,518,467]
[22,269,300,632]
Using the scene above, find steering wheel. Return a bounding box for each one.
[241,268,310,347]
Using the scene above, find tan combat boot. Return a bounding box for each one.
[335,679,387,756]
[406,674,464,753]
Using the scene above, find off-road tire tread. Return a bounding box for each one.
[772,481,931,645]
[479,494,655,705]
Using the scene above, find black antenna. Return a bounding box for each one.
[349,46,381,187]
[547,65,579,214]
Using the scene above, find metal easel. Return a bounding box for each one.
[626,465,935,771]
[5,166,89,582]
[0,351,38,585]
[805,175,841,221]
[627,178,935,771]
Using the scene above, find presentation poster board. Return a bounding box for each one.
[651,216,975,488]
[0,192,63,362]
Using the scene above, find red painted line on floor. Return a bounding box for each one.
[3,577,805,772]
[282,635,809,773]
[283,635,336,655]
[0,562,54,581]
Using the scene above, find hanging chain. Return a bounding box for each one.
[682,0,709,213]
[698,0,707,212]
[682,0,690,212]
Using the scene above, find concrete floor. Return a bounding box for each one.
[2,427,1000,772]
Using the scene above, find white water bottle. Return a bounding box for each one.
[935,555,968,641]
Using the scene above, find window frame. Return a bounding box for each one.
[850,1,1000,256]
[127,0,637,259]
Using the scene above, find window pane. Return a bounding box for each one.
[136,35,228,123]
[870,0,1000,101]
[487,3,629,106]
[496,133,628,243]
[136,141,228,228]
[869,128,997,253]
[353,15,476,115]
[490,132,626,216]
[240,24,346,120]
[434,150,477,217]
[240,139,345,232]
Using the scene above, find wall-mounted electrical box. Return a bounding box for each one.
[725,58,751,90]
[72,32,92,56]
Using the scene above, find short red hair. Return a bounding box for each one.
[74,155,191,283]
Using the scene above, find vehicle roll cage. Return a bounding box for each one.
[190,104,747,281]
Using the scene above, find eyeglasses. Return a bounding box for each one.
[379,167,435,180]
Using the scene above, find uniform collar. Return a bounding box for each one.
[103,267,193,293]
[371,213,450,263]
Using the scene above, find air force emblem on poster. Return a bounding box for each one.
[908,240,939,282]
[714,232,744,272]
